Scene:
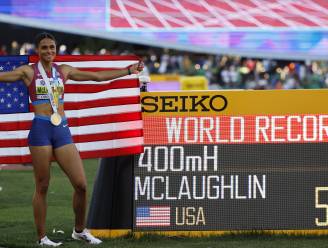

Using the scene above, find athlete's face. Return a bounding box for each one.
[37,38,56,63]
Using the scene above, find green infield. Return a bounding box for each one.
[1,159,328,248]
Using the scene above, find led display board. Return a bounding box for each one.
[134,90,328,232]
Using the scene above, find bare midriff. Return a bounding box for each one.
[33,102,65,117]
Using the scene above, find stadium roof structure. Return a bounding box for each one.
[0,0,328,60]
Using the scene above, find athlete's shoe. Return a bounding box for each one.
[72,228,102,245]
[38,236,62,247]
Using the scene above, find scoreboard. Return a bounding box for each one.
[133,90,328,232]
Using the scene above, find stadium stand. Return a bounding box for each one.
[0,38,327,90]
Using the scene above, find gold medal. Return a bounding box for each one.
[50,112,62,126]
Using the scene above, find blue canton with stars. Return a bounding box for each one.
[0,56,29,114]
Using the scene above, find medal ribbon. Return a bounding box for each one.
[37,61,59,114]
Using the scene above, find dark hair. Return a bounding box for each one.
[34,32,56,47]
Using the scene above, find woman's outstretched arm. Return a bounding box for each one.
[61,62,144,82]
[0,65,31,85]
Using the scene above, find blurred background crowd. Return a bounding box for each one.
[0,0,328,91]
[1,39,327,90]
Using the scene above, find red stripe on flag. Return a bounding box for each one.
[0,130,143,148]
[0,155,31,164]
[136,223,170,226]
[0,121,32,131]
[63,96,140,110]
[30,96,140,111]
[0,139,29,147]
[79,145,144,159]
[0,145,143,164]
[68,112,142,126]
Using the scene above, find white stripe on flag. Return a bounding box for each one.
[64,88,140,101]
[65,104,141,118]
[136,219,170,223]
[56,60,138,68]
[0,112,33,122]
[70,120,143,135]
[0,137,144,156]
[65,74,137,84]
[0,120,143,140]
[0,130,29,140]
[76,137,144,152]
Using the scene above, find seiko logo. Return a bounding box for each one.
[141,95,228,113]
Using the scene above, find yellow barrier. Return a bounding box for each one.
[150,74,180,82]
[180,76,208,90]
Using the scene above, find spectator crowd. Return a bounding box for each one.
[1,40,327,90]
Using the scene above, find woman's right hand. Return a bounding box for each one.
[128,61,144,74]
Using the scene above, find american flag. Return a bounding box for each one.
[136,206,171,227]
[0,55,144,164]
[0,56,29,114]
